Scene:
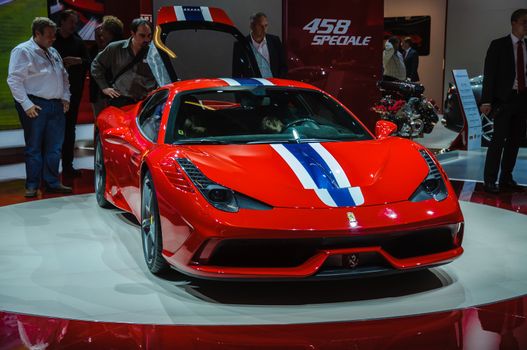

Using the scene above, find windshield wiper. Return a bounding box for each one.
[174,139,229,145]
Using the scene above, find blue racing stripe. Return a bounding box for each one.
[233,78,263,86]
[283,143,338,189]
[283,143,356,207]
[328,188,355,207]
[182,6,205,21]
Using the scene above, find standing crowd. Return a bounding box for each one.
[12,8,525,199]
[6,10,287,198]
[382,35,419,82]
[6,12,158,197]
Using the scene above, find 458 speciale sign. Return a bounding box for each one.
[303,18,371,46]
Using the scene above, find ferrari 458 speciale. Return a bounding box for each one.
[94,6,464,280]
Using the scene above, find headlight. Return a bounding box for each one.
[175,158,272,212]
[203,184,238,212]
[410,150,448,202]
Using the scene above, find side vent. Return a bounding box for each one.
[419,149,441,179]
[160,158,194,192]
[176,158,214,189]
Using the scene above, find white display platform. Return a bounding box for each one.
[1,195,526,325]
[438,148,527,186]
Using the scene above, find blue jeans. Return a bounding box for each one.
[15,96,65,189]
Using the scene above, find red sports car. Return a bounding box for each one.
[94,6,464,280]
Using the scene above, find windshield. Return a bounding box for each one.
[168,88,372,144]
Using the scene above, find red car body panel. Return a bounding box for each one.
[181,138,428,208]
[96,79,464,280]
[95,7,463,280]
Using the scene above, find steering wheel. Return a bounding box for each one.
[284,118,320,130]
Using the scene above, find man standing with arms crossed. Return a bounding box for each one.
[481,9,527,193]
[7,17,72,197]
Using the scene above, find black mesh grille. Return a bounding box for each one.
[208,240,318,267]
[419,149,441,179]
[176,158,214,189]
[205,226,457,268]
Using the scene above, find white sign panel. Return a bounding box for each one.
[452,69,482,150]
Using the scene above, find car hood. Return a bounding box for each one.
[177,138,430,208]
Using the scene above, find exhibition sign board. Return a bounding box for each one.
[452,69,482,150]
[283,0,384,131]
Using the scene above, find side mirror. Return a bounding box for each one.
[375,120,397,139]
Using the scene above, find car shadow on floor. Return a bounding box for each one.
[115,211,455,306]
[173,268,453,305]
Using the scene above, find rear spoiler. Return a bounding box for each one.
[157,6,235,26]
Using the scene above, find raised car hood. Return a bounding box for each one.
[179,138,430,208]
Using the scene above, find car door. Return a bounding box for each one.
[122,89,169,216]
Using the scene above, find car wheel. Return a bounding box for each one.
[94,136,113,208]
[141,171,169,274]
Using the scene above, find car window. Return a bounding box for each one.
[138,90,169,142]
[170,88,372,144]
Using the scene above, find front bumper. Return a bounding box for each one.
[160,194,464,280]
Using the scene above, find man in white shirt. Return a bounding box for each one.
[7,17,72,197]
[233,12,288,78]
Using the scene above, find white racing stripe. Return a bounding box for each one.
[252,78,274,86]
[174,6,185,21]
[272,142,365,207]
[219,78,241,86]
[309,143,350,188]
[315,189,337,207]
[200,6,212,21]
[311,143,364,206]
[271,144,317,189]
[348,187,365,206]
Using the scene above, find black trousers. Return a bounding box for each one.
[484,92,527,184]
[62,94,81,170]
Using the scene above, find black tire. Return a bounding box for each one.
[94,136,113,208]
[141,171,169,274]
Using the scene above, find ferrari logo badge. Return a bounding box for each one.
[347,212,357,225]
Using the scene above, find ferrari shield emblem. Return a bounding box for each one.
[347,212,357,225]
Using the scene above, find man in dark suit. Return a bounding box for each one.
[401,37,419,82]
[481,9,527,193]
[233,12,288,78]
[53,10,89,177]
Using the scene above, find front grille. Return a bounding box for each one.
[208,239,318,267]
[204,226,457,268]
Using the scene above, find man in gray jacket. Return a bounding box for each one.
[91,18,157,107]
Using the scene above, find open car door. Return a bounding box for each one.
[154,6,262,81]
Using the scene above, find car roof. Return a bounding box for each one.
[161,78,321,93]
